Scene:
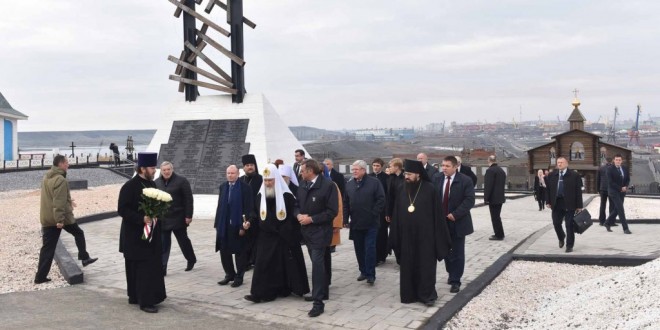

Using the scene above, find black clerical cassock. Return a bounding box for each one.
[390,159,451,305]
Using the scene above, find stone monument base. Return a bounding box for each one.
[147,93,306,218]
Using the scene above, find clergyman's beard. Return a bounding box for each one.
[265,186,276,198]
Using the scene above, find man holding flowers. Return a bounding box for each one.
[118,152,167,313]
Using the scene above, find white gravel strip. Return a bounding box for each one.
[445,260,660,329]
[0,185,120,294]
[586,197,660,219]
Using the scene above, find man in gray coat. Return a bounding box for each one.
[155,161,196,275]
[484,155,506,240]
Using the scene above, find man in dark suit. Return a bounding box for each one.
[323,158,346,197]
[596,158,615,226]
[296,159,339,317]
[417,153,439,179]
[545,157,583,253]
[484,155,507,240]
[455,156,478,187]
[369,158,390,265]
[605,154,632,234]
[215,165,256,288]
[344,160,385,284]
[435,156,475,294]
[293,149,307,183]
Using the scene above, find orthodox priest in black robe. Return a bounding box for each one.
[240,154,263,267]
[117,152,166,313]
[390,159,451,306]
[245,164,310,303]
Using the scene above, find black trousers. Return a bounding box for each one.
[307,246,330,307]
[551,198,575,248]
[598,191,615,224]
[606,191,629,231]
[161,227,196,268]
[376,217,389,262]
[488,204,505,238]
[36,224,90,281]
[220,249,247,280]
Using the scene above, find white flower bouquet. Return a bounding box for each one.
[138,188,173,241]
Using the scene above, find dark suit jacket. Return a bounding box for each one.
[484,163,506,205]
[458,165,478,187]
[425,164,439,179]
[607,165,630,193]
[155,172,194,231]
[434,172,475,238]
[214,180,256,252]
[296,175,339,249]
[596,164,610,193]
[343,175,385,230]
[329,169,346,197]
[545,168,583,211]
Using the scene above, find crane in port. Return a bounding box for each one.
[606,107,618,142]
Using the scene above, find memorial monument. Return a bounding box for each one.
[147,0,307,199]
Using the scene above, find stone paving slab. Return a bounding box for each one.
[61,196,555,329]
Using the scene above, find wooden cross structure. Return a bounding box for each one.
[167,0,256,103]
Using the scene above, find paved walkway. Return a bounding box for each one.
[53,195,660,329]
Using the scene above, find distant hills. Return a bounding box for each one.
[18,130,156,148]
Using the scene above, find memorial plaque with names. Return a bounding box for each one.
[158,119,250,194]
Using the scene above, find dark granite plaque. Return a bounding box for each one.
[158,119,250,194]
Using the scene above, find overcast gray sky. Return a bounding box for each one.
[1,0,658,131]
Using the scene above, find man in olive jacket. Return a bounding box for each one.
[155,161,196,275]
[35,155,97,284]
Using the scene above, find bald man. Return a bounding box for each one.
[417,153,439,178]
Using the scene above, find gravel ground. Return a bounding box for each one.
[445,261,621,329]
[586,196,660,219]
[0,184,121,294]
[0,168,128,192]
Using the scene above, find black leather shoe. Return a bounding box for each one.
[624,230,632,234]
[450,284,460,293]
[82,257,98,267]
[185,261,195,271]
[217,278,233,285]
[304,295,328,301]
[230,278,243,287]
[244,295,262,303]
[423,299,436,307]
[605,225,613,232]
[357,274,367,281]
[308,306,324,317]
[565,247,573,253]
[34,278,52,284]
[559,240,565,248]
[140,305,158,313]
[488,235,504,241]
[367,278,375,285]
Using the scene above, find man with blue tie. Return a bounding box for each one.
[605,154,632,234]
[545,157,583,253]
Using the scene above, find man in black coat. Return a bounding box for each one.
[296,159,339,317]
[293,149,307,183]
[245,164,309,303]
[605,154,632,234]
[545,157,583,253]
[434,156,475,294]
[455,156,478,187]
[240,154,263,267]
[417,153,439,179]
[323,158,346,197]
[484,155,507,240]
[369,158,389,264]
[344,160,385,284]
[386,158,405,264]
[215,165,256,288]
[597,158,616,226]
[155,161,196,275]
[118,152,166,313]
